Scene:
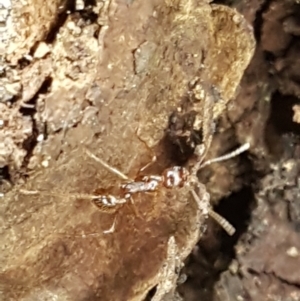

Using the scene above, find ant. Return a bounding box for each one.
[20,84,250,235]
[83,141,249,234]
[80,84,250,234]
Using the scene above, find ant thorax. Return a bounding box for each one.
[121,177,162,194]
[120,166,190,195]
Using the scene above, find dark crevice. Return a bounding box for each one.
[19,77,52,115]
[17,123,38,179]
[163,109,203,166]
[1,81,52,184]
[264,51,276,64]
[19,78,52,173]
[46,0,76,43]
[17,57,32,70]
[144,286,157,301]
[212,0,235,6]
[78,8,98,23]
[178,186,255,301]
[45,0,98,44]
[0,166,11,184]
[268,92,300,135]
[262,91,300,162]
[215,187,255,254]
[85,0,96,6]
[253,0,272,42]
[161,132,199,166]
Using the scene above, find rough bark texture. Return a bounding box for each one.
[1,1,255,300]
[176,1,300,301]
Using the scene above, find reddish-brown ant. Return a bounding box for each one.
[21,139,249,235]
[84,141,249,234]
[20,84,250,235]
[80,84,250,234]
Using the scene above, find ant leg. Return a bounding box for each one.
[135,127,157,172]
[20,189,112,202]
[84,148,129,180]
[190,189,235,236]
[139,155,157,172]
[199,85,219,162]
[103,216,117,234]
[199,142,250,169]
[189,86,218,177]
[19,189,41,195]
[128,196,142,218]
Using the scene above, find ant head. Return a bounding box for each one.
[163,166,189,188]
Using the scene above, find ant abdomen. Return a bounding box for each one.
[93,195,127,212]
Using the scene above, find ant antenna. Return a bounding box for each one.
[134,126,157,172]
[199,142,250,169]
[190,189,235,235]
[85,149,129,180]
[199,86,216,162]
[207,209,235,236]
